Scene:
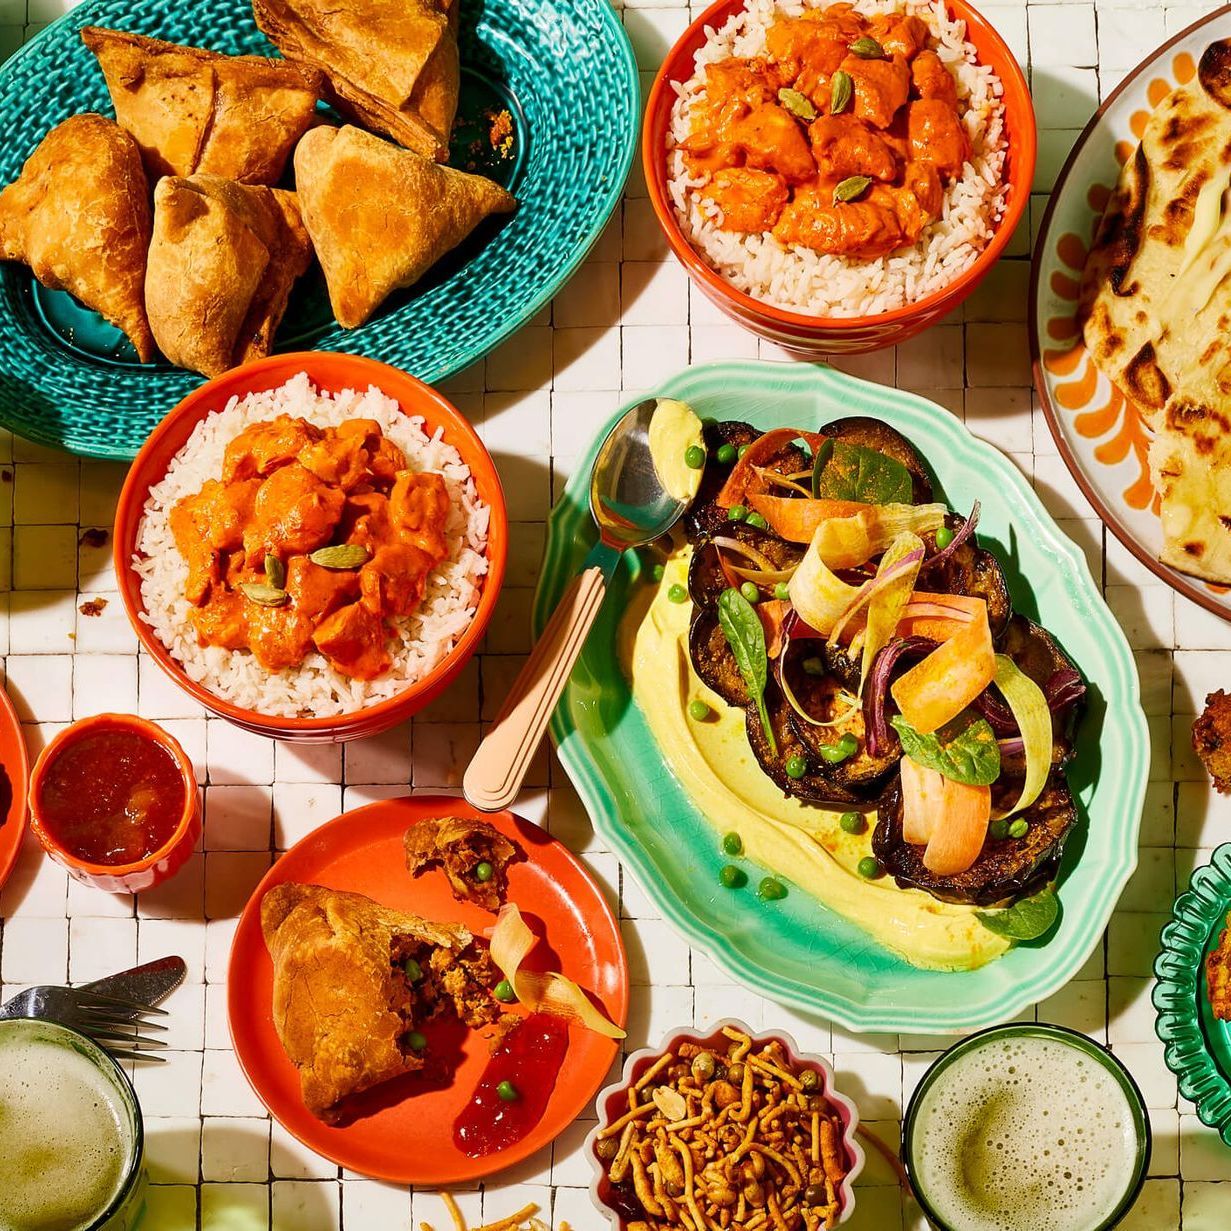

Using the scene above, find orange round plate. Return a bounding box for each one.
[227,796,628,1184]
[0,686,29,891]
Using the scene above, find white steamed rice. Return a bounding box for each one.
[667,0,1008,316]
[134,373,490,719]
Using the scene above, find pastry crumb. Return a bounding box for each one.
[1194,691,1231,794]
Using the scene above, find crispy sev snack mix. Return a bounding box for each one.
[593,1025,854,1230]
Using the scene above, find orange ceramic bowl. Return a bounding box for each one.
[114,352,507,744]
[643,0,1036,355]
[28,714,200,894]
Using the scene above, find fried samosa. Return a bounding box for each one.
[81,27,324,185]
[0,113,153,361]
[252,0,458,161]
[404,816,518,912]
[261,883,501,1123]
[145,175,313,377]
[294,125,515,328]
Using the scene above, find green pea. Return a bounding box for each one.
[839,811,865,835]
[474,861,494,883]
[802,656,825,676]
[988,818,1009,841]
[745,512,769,530]
[739,581,760,604]
[758,877,788,901]
[785,753,808,779]
[406,1030,427,1051]
[737,444,751,460]
[719,864,747,889]
[819,734,857,764]
[668,583,688,603]
[716,443,737,464]
[497,1080,519,1102]
[857,856,882,879]
[652,563,665,582]
[1009,819,1030,839]
[701,416,716,429]
[684,444,706,470]
[727,504,747,522]
[688,699,712,722]
[935,526,955,550]
[722,831,743,856]
[772,582,791,601]
[494,979,517,1003]
[403,957,422,982]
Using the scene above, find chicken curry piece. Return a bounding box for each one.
[680,4,971,259]
[170,414,452,680]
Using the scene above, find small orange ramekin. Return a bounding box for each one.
[29,714,200,894]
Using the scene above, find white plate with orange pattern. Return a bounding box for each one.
[1030,4,1231,619]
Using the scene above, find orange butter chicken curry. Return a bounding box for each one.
[170,415,450,680]
[680,4,971,259]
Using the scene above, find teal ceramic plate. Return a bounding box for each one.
[535,360,1148,1033]
[1155,844,1231,1146]
[0,0,636,459]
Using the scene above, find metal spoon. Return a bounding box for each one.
[463,398,690,812]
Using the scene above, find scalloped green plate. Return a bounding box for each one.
[0,0,636,459]
[1155,844,1231,1146]
[535,360,1149,1034]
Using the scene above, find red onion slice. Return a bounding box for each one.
[863,635,937,755]
[921,501,980,572]
[1046,669,1086,713]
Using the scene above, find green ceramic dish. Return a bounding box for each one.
[535,360,1149,1033]
[1155,843,1231,1146]
[0,0,637,459]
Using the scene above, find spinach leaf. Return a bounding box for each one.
[976,889,1059,940]
[813,440,913,504]
[891,714,1001,786]
[718,587,776,756]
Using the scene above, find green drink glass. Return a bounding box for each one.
[902,1023,1150,1231]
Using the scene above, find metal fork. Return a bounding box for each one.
[0,986,170,1063]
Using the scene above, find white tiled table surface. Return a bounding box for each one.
[1,0,1230,1227]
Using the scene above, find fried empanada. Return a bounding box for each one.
[145,175,313,377]
[294,125,515,328]
[252,0,458,161]
[404,816,518,912]
[81,27,324,185]
[0,113,153,361]
[261,883,500,1122]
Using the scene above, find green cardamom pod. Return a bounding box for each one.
[848,36,884,58]
[830,70,853,115]
[264,553,285,590]
[240,582,289,607]
[308,544,371,570]
[832,175,873,204]
[777,87,816,122]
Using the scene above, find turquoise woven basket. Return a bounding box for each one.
[0,0,637,459]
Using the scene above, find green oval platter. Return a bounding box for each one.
[1155,844,1231,1145]
[535,360,1149,1034]
[0,0,637,459]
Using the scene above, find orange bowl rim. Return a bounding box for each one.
[641,0,1038,332]
[28,712,199,878]
[113,351,508,735]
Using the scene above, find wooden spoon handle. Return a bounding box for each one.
[463,567,607,813]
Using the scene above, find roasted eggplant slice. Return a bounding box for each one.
[687,523,802,609]
[919,530,1012,637]
[688,609,748,706]
[999,614,1085,765]
[821,416,934,504]
[872,771,1077,906]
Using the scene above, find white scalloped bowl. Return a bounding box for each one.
[585,1018,865,1226]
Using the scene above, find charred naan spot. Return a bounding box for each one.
[1219,516,1231,531]
[1185,541,1206,556]
[1135,310,1147,325]
[1164,136,1216,173]
[1202,340,1225,366]
[1103,147,1148,297]
[1123,343,1171,410]
[1157,167,1210,244]
[1200,39,1231,110]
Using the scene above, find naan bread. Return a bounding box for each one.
[252,0,459,162]
[294,125,516,328]
[81,27,324,185]
[1081,40,1231,583]
[145,176,313,377]
[261,883,500,1123]
[0,113,153,361]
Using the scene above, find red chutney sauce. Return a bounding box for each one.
[38,728,186,865]
[453,1013,569,1157]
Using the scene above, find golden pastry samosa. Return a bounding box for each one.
[261,883,500,1123]
[0,113,153,361]
[252,0,458,161]
[81,27,324,185]
[294,125,515,329]
[145,175,313,377]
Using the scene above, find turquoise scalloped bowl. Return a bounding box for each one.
[0,0,636,459]
[535,360,1149,1034]
[1155,844,1231,1146]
